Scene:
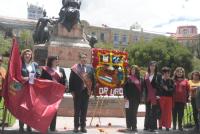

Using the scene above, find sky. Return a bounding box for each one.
[0,0,200,34]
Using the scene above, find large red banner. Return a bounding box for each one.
[3,38,65,133]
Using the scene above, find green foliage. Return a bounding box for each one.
[0,33,12,57]
[127,36,193,74]
[0,99,16,126]
[18,30,33,51]
[95,42,114,50]
[192,57,200,71]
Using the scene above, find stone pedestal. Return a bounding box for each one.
[33,23,91,67]
[58,95,145,117]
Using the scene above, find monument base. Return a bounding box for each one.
[58,95,145,117]
[33,23,91,67]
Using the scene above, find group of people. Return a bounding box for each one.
[124,61,200,133]
[1,49,200,133]
[0,49,95,133]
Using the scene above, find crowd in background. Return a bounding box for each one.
[123,61,200,133]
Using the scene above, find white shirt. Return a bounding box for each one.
[81,64,86,73]
[25,63,33,73]
[149,74,154,82]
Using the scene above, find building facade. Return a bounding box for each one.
[82,20,163,48]
[0,17,163,47]
[172,25,198,46]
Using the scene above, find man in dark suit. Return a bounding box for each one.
[69,53,95,133]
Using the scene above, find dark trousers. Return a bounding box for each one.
[73,90,89,129]
[191,97,199,129]
[172,102,185,129]
[144,102,157,130]
[125,98,139,129]
[198,112,200,130]
[50,113,57,131]
[19,121,31,131]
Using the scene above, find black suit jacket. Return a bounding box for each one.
[40,67,67,86]
[69,64,95,94]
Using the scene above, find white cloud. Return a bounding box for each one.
[0,0,200,33]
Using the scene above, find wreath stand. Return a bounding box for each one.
[89,95,125,126]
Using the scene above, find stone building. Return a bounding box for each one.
[82,20,163,48]
[172,25,198,46]
[0,17,163,47]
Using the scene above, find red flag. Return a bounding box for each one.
[3,38,65,133]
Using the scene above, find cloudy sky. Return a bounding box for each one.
[0,0,199,34]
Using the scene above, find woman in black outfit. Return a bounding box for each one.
[143,61,162,132]
[123,65,142,132]
[40,56,67,131]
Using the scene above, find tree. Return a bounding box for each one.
[127,36,193,74]
[0,32,11,57]
[95,42,114,50]
[18,30,33,51]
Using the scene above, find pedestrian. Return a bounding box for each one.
[195,76,200,133]
[123,65,142,132]
[172,67,189,131]
[40,56,67,131]
[188,71,200,132]
[158,67,174,131]
[69,53,95,133]
[143,61,162,132]
[19,49,41,133]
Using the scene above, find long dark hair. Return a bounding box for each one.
[147,61,158,75]
[130,65,140,79]
[46,56,58,68]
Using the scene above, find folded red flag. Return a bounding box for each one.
[3,38,65,133]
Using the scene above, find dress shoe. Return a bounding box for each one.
[73,128,79,133]
[19,128,24,134]
[27,127,32,132]
[81,127,87,133]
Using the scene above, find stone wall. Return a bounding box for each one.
[58,95,145,117]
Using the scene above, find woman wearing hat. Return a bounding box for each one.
[158,67,174,131]
[19,49,41,133]
[123,65,142,132]
[143,61,162,132]
[188,71,200,132]
[172,67,189,131]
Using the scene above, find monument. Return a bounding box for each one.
[33,0,92,67]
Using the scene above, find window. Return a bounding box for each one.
[182,29,188,35]
[122,35,127,45]
[133,36,138,42]
[100,33,105,42]
[113,33,119,46]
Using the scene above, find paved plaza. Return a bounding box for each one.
[3,117,196,134]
